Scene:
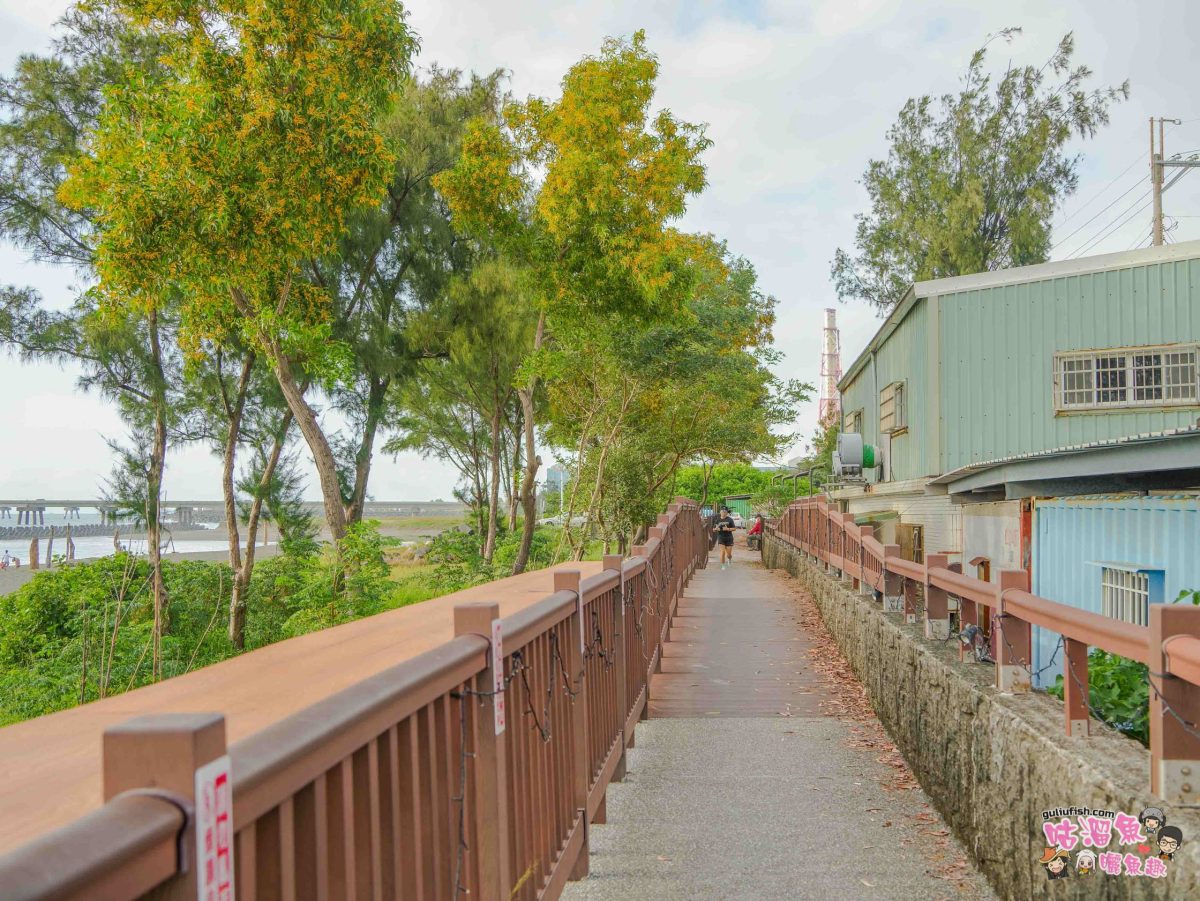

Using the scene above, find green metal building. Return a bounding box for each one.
[840,241,1200,482]
[833,241,1200,563]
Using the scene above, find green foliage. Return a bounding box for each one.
[0,554,232,725]
[424,523,595,590]
[832,30,1128,312]
[273,522,393,638]
[1047,650,1148,746]
[438,30,711,324]
[749,482,803,518]
[674,463,774,506]
[0,522,408,724]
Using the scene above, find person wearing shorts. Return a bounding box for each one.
[713,507,736,569]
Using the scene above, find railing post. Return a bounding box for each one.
[1149,605,1200,804]
[924,553,950,640]
[554,569,590,880]
[603,555,628,782]
[857,525,873,595]
[630,544,654,721]
[1063,638,1090,738]
[995,569,1032,693]
[103,713,226,901]
[882,545,904,613]
[454,602,511,901]
[902,577,918,625]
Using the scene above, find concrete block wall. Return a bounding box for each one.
[763,534,1200,900]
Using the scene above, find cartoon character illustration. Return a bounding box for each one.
[1074,849,1096,876]
[1157,825,1183,861]
[1139,807,1166,838]
[1039,847,1071,879]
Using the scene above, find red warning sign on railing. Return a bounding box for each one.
[195,754,235,901]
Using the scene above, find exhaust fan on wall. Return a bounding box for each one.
[832,432,881,479]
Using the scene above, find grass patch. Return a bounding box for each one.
[387,561,444,607]
[375,514,464,533]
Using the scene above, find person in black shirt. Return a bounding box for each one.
[713,507,736,569]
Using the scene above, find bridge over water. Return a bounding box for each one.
[0,499,467,521]
[0,499,1197,898]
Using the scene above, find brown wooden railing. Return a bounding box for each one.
[0,498,707,901]
[769,495,1200,807]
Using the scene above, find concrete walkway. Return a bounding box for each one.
[563,547,996,901]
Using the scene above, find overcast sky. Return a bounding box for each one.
[2,0,1198,502]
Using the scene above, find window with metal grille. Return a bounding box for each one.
[1101,567,1149,627]
[1055,344,1199,411]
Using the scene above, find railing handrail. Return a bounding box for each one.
[0,793,184,901]
[862,534,885,563]
[502,588,579,652]
[1164,634,1200,685]
[928,566,998,607]
[0,497,707,898]
[1002,589,1151,665]
[771,495,1200,803]
[232,633,488,826]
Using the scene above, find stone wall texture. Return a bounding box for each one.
[763,534,1200,900]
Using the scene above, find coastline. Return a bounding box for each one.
[0,515,459,596]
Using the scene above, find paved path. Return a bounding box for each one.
[564,547,996,901]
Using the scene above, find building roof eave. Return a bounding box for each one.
[933,427,1200,495]
[839,284,919,391]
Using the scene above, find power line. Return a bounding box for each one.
[1124,228,1153,252]
[1068,194,1153,259]
[1052,180,1147,250]
[1052,149,1145,230]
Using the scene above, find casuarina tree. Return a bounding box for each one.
[59,0,418,541]
[832,29,1128,313]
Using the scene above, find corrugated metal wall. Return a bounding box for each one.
[939,258,1200,472]
[840,301,930,482]
[1030,494,1200,686]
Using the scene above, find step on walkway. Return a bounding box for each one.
[563,546,996,901]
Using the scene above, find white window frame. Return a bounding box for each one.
[1054,343,1199,412]
[1101,567,1150,627]
[880,381,907,434]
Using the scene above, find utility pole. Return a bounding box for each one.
[1151,117,1164,246]
[1150,116,1200,245]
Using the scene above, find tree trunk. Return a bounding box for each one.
[147,307,168,681]
[699,460,713,507]
[507,413,521,532]
[268,346,349,541]
[229,409,292,649]
[512,388,540,574]
[222,353,255,594]
[346,375,389,526]
[483,409,502,562]
[511,313,545,575]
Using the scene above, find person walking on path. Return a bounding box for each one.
[713,507,736,569]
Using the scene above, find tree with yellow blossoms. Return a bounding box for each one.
[60,0,418,542]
